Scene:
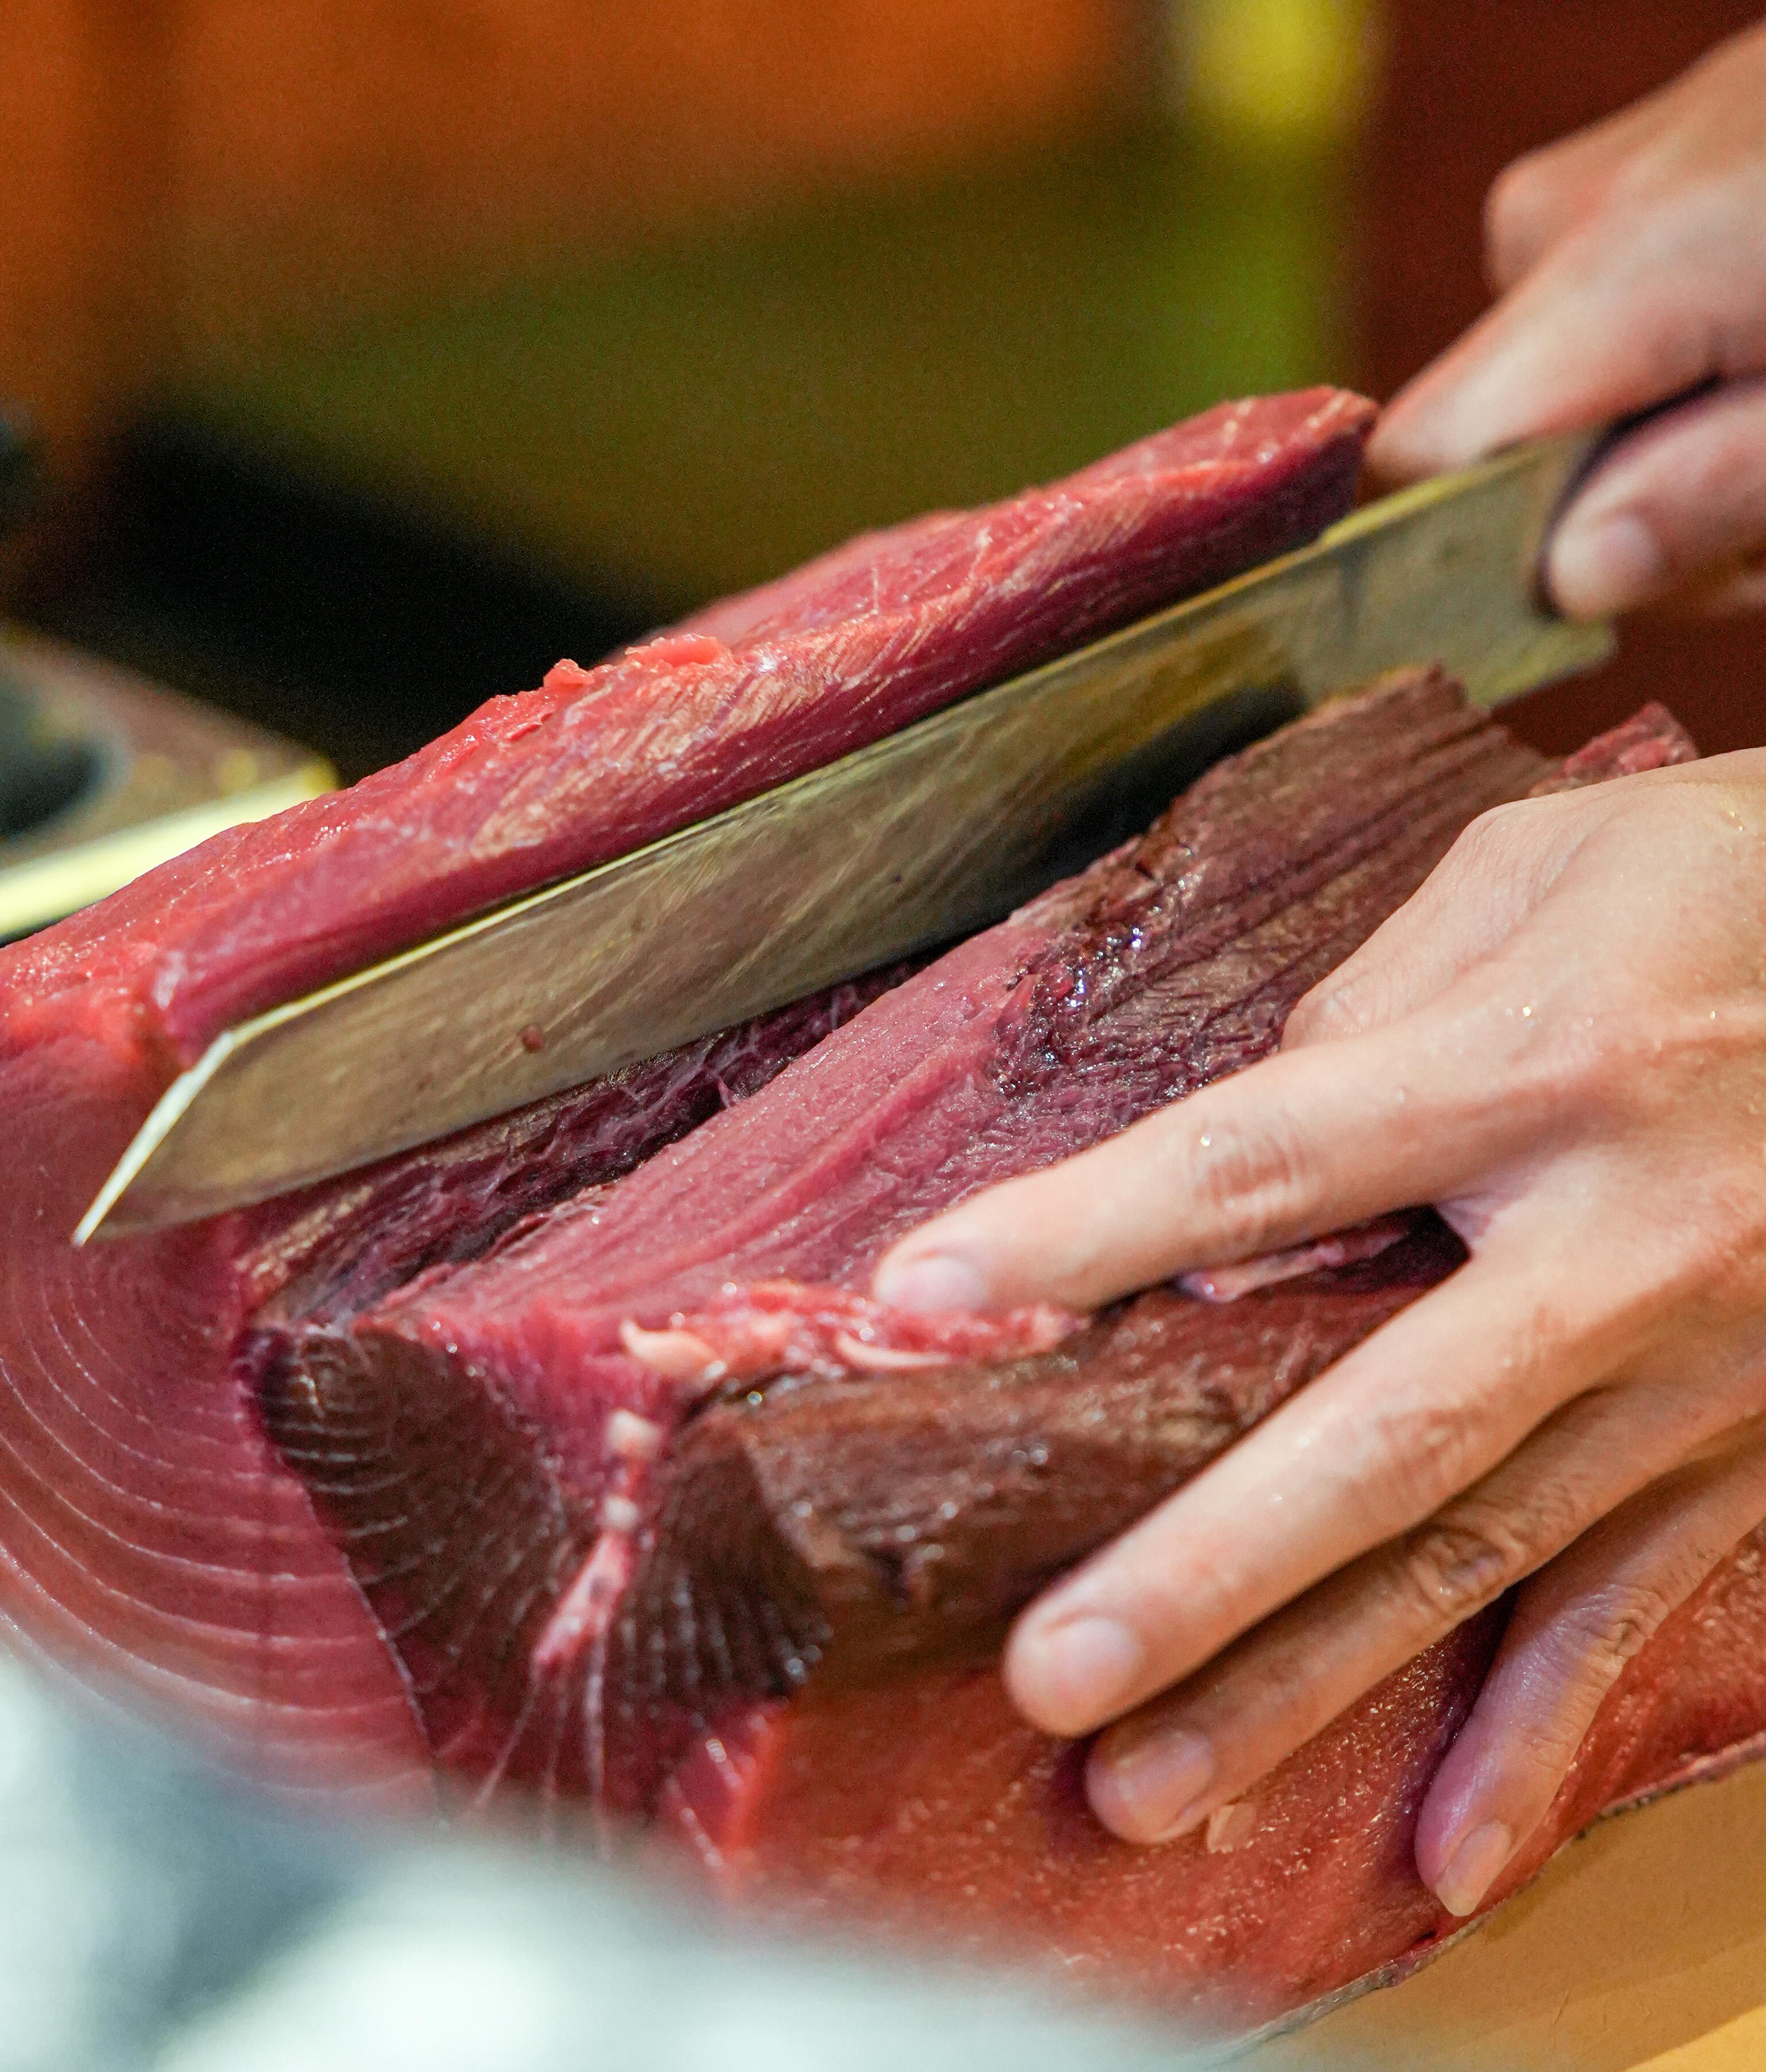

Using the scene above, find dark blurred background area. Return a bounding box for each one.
[1,0,1761,780]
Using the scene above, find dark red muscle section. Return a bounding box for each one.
[270,686,1695,1881]
[275,673,1545,1821]
[611,1221,1468,1818]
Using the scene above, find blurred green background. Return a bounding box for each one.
[24,0,1376,777]
[185,127,1352,612]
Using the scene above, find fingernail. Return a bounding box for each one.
[1012,1615,1145,1734]
[1434,1819,1514,1917]
[1549,509,1664,618]
[1098,1726,1217,1844]
[872,1250,989,1315]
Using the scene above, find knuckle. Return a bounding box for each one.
[1283,981,1356,1047]
[1550,1580,1675,1694]
[1438,799,1554,908]
[1500,1291,1581,1391]
[1358,1393,1485,1521]
[1446,799,1520,869]
[1484,149,1563,274]
[1184,1110,1313,1253]
[1094,1548,1239,1689]
[1484,153,1542,232]
[1396,1514,1531,1624]
[1485,999,1585,1107]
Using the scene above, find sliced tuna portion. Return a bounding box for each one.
[0,392,1374,1794]
[25,389,1376,1054]
[661,1535,1766,2041]
[296,669,1545,1592]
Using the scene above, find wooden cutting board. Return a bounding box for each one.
[1242,1761,1766,2070]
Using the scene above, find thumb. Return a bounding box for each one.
[1370,178,1766,487]
[1546,376,1766,618]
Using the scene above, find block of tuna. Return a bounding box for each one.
[264,677,1765,2046]
[627,702,1755,2042]
[0,390,1375,1786]
[270,669,1551,1808]
[5,382,1760,2044]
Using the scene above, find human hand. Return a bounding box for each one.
[873,755,1766,1917]
[1372,21,1766,620]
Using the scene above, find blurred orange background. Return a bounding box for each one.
[2,0,1143,462]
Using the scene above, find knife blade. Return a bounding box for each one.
[77,433,1613,1242]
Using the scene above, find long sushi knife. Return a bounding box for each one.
[79,433,1612,1242]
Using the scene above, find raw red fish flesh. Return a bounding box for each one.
[264,676,1746,2044]
[1,379,1755,2042]
[277,668,1554,1817]
[0,389,1371,1789]
[25,387,1375,1052]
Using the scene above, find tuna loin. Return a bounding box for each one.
[274,668,1553,1809]
[0,391,1373,1791]
[3,379,1753,2044]
[635,699,1734,2040]
[264,678,1756,2046]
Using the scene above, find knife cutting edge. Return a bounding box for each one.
[76,434,1613,1244]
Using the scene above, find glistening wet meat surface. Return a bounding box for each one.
[0,390,1375,1801]
[280,673,1548,1813]
[0,375,1746,2043]
[268,686,1734,2045]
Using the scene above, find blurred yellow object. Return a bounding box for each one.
[0,631,332,939]
[1178,0,1378,143]
[1246,1756,1766,2071]
[1641,2009,1766,2070]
